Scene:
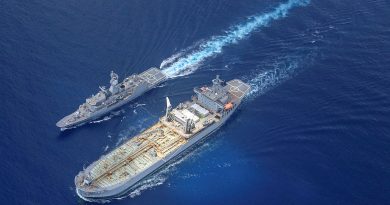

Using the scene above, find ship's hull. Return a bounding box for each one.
[76,104,239,200]
[57,67,166,129]
[57,85,156,129]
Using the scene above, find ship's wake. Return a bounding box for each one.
[90,110,125,124]
[247,62,299,98]
[160,0,310,78]
[244,55,308,100]
[87,0,316,202]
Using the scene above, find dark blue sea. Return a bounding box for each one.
[1,0,390,204]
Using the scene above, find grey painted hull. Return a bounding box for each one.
[57,85,155,129]
[76,104,239,200]
[57,67,166,129]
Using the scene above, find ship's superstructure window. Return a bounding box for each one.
[194,75,228,112]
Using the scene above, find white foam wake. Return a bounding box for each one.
[90,110,125,124]
[244,47,318,99]
[161,0,310,78]
[246,61,299,99]
[159,51,185,69]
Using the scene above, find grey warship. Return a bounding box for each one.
[56,68,166,129]
[75,75,250,200]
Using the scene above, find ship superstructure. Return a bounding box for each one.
[56,68,166,129]
[75,75,250,200]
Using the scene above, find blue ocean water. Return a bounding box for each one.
[1,0,390,204]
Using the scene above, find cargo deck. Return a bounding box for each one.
[77,109,222,191]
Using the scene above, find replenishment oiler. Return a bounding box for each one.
[56,68,166,129]
[75,75,250,200]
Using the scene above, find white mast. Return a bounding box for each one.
[165,97,172,119]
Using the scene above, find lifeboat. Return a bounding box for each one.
[224,102,233,110]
